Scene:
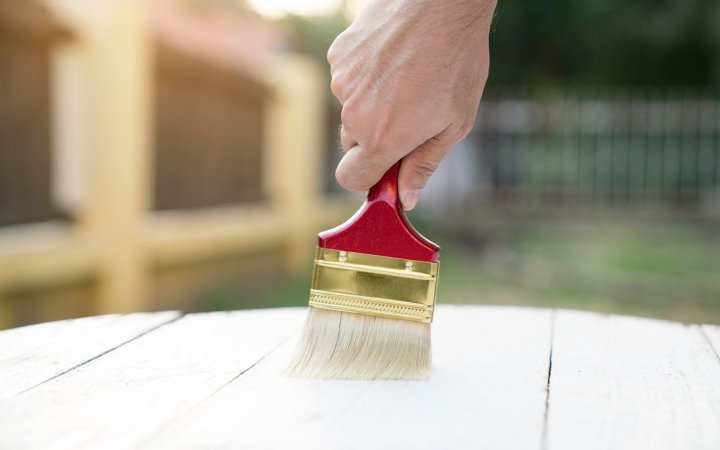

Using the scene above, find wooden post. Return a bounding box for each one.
[50,0,154,313]
[92,2,153,313]
[263,56,326,275]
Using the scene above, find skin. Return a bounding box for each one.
[329,0,498,209]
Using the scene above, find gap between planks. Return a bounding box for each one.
[0,311,182,399]
[541,309,556,450]
[18,314,184,395]
[0,308,309,450]
[137,305,555,450]
[545,311,720,450]
[700,326,720,364]
[205,329,300,400]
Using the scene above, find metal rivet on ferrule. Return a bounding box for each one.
[339,251,347,261]
[405,262,413,271]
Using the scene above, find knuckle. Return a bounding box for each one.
[460,119,475,137]
[433,131,455,145]
[338,125,349,150]
[330,76,343,98]
[457,113,477,137]
[327,44,338,65]
[364,129,391,156]
[467,111,479,129]
[412,161,439,184]
[327,31,348,64]
[340,100,359,127]
[465,121,476,136]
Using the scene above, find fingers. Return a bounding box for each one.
[337,120,460,199]
[328,32,352,106]
[339,125,355,152]
[330,75,346,106]
[398,129,457,210]
[335,143,400,192]
[336,104,427,192]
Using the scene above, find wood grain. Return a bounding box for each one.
[138,305,554,450]
[546,310,720,450]
[0,312,180,398]
[0,308,305,450]
[6,306,719,450]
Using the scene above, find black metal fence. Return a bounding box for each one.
[423,93,720,212]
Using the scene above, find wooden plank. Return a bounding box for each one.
[0,308,306,450]
[0,311,179,398]
[546,310,720,450]
[138,305,554,450]
[702,325,720,361]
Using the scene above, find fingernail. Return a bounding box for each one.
[401,189,421,210]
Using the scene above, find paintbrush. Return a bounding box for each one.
[285,161,440,380]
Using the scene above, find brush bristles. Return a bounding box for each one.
[285,307,431,380]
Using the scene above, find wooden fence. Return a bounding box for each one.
[0,0,69,225]
[154,43,267,210]
[0,0,355,330]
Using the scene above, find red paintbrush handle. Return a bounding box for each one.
[318,162,440,262]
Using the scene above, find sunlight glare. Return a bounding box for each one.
[246,0,343,19]
[346,0,368,19]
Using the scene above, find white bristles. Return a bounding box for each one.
[285,307,431,380]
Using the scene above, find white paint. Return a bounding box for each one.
[546,310,720,450]
[5,306,720,450]
[703,325,720,360]
[139,305,554,450]
[0,312,179,398]
[0,308,306,450]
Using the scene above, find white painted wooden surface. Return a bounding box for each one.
[141,305,553,450]
[1,306,720,450]
[0,311,179,398]
[546,311,720,450]
[703,324,720,361]
[0,308,305,450]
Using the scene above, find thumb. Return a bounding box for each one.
[398,131,456,210]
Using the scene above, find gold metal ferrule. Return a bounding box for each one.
[308,247,440,323]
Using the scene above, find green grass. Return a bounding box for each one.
[205,215,720,325]
[204,269,311,312]
[434,219,720,324]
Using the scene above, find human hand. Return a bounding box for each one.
[329,0,497,209]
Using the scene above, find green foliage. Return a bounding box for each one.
[279,0,720,89]
[204,270,311,312]
[487,0,720,88]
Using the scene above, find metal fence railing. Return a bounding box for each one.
[423,93,720,213]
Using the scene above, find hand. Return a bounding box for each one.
[328,0,497,209]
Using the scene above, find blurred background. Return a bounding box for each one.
[0,0,719,330]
